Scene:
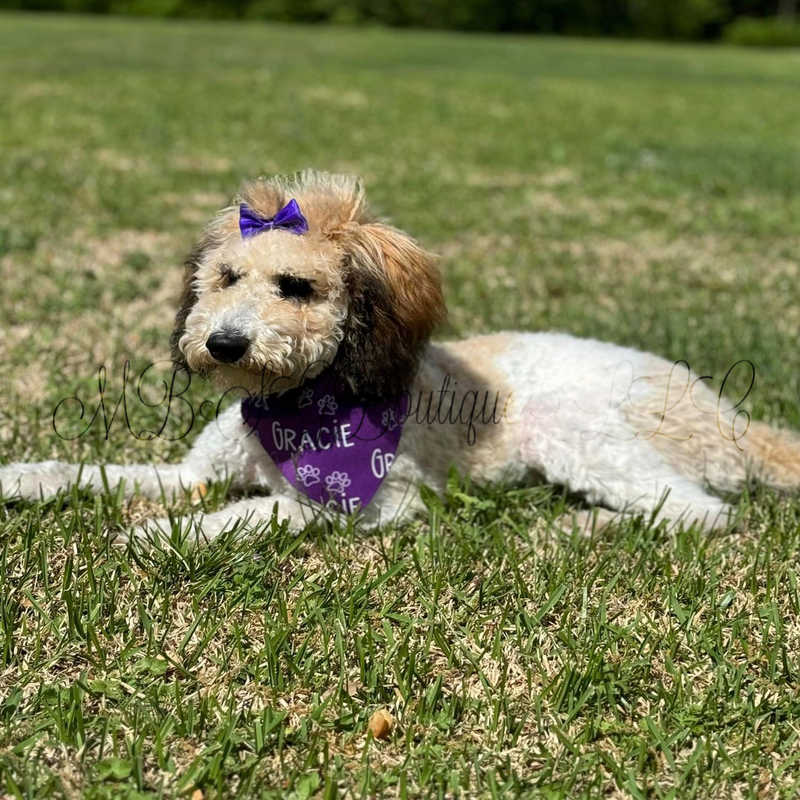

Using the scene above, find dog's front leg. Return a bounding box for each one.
[127,493,323,543]
[0,459,208,503]
[0,402,271,502]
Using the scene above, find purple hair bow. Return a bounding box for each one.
[239,199,308,239]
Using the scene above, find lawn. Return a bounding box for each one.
[2,12,800,798]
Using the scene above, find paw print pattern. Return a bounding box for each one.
[298,387,314,409]
[296,465,321,487]
[382,408,399,432]
[324,471,351,495]
[317,394,338,416]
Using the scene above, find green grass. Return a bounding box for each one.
[2,12,800,798]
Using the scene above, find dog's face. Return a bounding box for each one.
[173,172,445,399]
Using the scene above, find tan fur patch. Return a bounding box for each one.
[411,335,519,483]
[623,364,800,495]
[746,422,800,491]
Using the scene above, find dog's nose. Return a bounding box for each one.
[206,331,251,364]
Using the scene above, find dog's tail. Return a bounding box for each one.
[691,419,800,495]
[737,421,800,493]
[627,397,800,496]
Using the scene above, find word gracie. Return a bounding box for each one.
[267,418,361,453]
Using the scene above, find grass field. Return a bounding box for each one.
[2,12,800,798]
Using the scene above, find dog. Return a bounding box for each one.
[3,170,799,540]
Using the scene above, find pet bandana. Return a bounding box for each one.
[241,370,408,513]
[239,199,308,238]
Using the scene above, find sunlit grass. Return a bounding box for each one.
[1,13,800,798]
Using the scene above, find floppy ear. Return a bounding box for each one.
[170,232,217,371]
[336,222,446,400]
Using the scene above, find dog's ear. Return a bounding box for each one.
[336,222,446,399]
[171,232,217,371]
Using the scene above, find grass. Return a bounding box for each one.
[1,11,800,798]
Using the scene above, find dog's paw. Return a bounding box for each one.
[557,507,619,536]
[122,513,239,547]
[116,516,171,548]
[0,461,75,501]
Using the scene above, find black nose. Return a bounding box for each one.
[206,331,250,364]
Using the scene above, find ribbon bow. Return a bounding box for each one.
[239,199,308,239]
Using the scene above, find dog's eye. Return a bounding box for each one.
[277,275,314,301]
[218,263,241,288]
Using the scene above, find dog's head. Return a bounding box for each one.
[173,171,445,399]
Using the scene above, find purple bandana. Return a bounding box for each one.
[241,370,407,513]
[239,199,309,238]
